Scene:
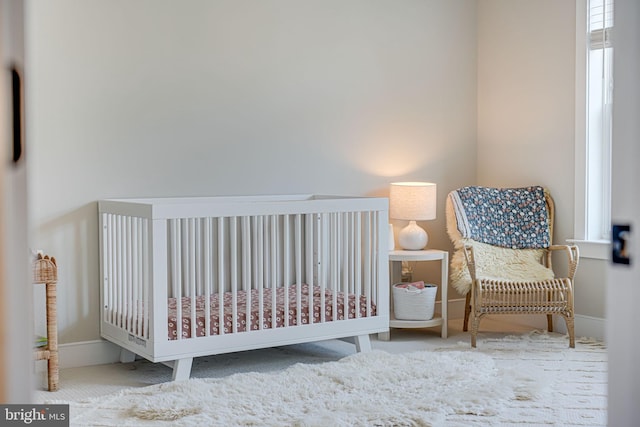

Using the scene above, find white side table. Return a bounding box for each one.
[378,249,449,340]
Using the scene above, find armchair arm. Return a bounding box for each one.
[546,245,580,281]
[462,244,478,283]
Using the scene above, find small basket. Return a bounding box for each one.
[33,253,58,284]
[393,281,437,321]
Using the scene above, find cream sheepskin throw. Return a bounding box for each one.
[446,196,555,296]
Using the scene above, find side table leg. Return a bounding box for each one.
[441,253,449,339]
[377,331,390,341]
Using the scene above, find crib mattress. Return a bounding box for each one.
[168,284,376,340]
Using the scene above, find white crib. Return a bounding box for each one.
[98,194,389,381]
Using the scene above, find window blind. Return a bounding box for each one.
[589,0,613,49]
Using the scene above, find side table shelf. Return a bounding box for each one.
[379,249,449,341]
[33,254,59,392]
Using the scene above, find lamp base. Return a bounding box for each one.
[388,224,395,251]
[398,221,428,250]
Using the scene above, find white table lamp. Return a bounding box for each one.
[390,182,437,250]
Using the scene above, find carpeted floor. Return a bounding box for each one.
[434,331,607,426]
[35,317,607,426]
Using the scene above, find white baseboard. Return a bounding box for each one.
[441,298,467,320]
[61,339,123,368]
[36,340,122,371]
[553,314,606,342]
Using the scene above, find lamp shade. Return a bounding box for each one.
[389,182,437,221]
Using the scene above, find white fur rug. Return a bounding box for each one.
[67,351,540,426]
[59,331,607,427]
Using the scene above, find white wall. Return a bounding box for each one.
[26,0,478,344]
[608,0,640,423]
[477,0,575,241]
[1,0,32,403]
[477,0,607,325]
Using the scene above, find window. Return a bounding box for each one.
[573,0,613,259]
[587,0,613,241]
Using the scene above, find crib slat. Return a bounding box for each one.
[332,213,338,322]
[364,212,372,317]
[283,215,290,328]
[203,218,212,337]
[342,212,349,320]
[368,212,374,316]
[131,218,138,335]
[348,212,354,296]
[265,216,271,289]
[218,217,225,336]
[195,219,202,298]
[116,214,122,327]
[189,218,197,339]
[175,220,183,340]
[136,218,143,337]
[306,214,314,325]
[113,215,119,327]
[372,211,379,316]
[271,215,278,329]
[138,217,145,337]
[295,214,302,326]
[336,212,350,319]
[106,214,114,324]
[251,217,258,329]
[118,215,125,329]
[121,216,127,331]
[103,214,109,324]
[251,216,257,327]
[318,214,326,324]
[325,214,331,323]
[180,219,187,299]
[257,216,264,330]
[242,216,252,332]
[230,217,238,334]
[102,214,108,324]
[142,217,150,339]
[355,213,361,318]
[132,218,138,335]
[108,214,114,325]
[128,217,134,332]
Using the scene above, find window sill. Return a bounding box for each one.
[566,239,610,260]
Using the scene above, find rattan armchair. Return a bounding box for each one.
[446,186,579,348]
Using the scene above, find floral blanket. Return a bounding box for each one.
[450,186,551,249]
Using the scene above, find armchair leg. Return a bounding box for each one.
[564,316,575,348]
[470,316,480,348]
[463,292,471,332]
[547,314,553,332]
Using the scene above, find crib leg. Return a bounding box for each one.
[172,357,193,381]
[354,334,372,353]
[120,348,136,364]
